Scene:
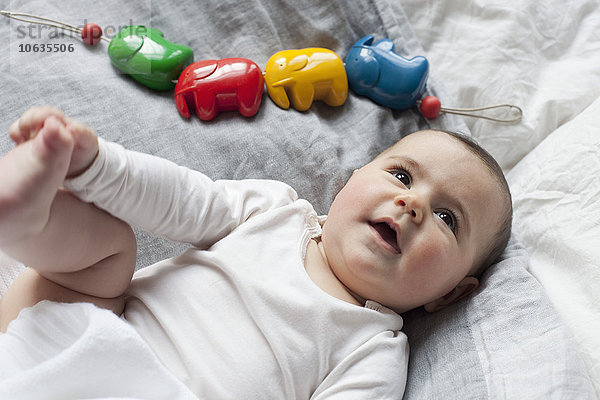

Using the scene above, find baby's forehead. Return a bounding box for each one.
[390,131,493,169]
[397,129,460,147]
[382,130,476,163]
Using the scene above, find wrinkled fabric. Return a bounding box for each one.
[508,97,600,394]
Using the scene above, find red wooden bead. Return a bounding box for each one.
[81,23,102,45]
[419,96,441,119]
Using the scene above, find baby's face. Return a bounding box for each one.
[321,130,505,313]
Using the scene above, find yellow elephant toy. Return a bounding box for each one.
[264,48,348,111]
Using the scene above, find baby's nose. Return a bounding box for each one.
[395,195,424,224]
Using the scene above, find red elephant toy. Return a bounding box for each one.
[175,58,264,121]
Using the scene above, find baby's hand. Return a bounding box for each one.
[9,106,99,177]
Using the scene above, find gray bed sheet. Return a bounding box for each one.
[0,0,594,398]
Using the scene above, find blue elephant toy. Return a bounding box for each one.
[344,35,429,110]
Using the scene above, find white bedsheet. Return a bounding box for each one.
[509,97,600,390]
[403,0,600,393]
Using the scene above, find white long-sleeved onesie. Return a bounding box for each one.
[38,139,410,398]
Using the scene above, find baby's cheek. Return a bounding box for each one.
[331,180,377,219]
[410,235,452,274]
[338,180,375,204]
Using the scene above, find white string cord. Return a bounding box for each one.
[417,100,523,123]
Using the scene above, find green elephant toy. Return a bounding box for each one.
[264,48,348,111]
[108,25,194,91]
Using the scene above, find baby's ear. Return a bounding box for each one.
[423,276,479,313]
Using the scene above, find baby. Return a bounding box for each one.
[0,106,511,398]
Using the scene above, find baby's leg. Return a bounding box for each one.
[0,116,136,332]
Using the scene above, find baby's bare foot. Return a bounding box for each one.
[9,106,99,178]
[0,117,74,244]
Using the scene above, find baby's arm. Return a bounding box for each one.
[64,139,298,248]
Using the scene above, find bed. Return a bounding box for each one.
[0,0,598,398]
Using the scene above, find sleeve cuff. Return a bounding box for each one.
[62,137,108,195]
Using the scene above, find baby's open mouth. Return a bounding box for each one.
[370,221,401,254]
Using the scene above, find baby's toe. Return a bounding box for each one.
[34,117,74,160]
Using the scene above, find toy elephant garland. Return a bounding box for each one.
[170,35,430,120]
[0,11,523,123]
[2,11,429,120]
[106,25,430,119]
[107,26,429,120]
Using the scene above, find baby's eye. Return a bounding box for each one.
[435,210,456,232]
[391,170,411,188]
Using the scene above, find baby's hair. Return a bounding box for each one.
[432,130,513,276]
